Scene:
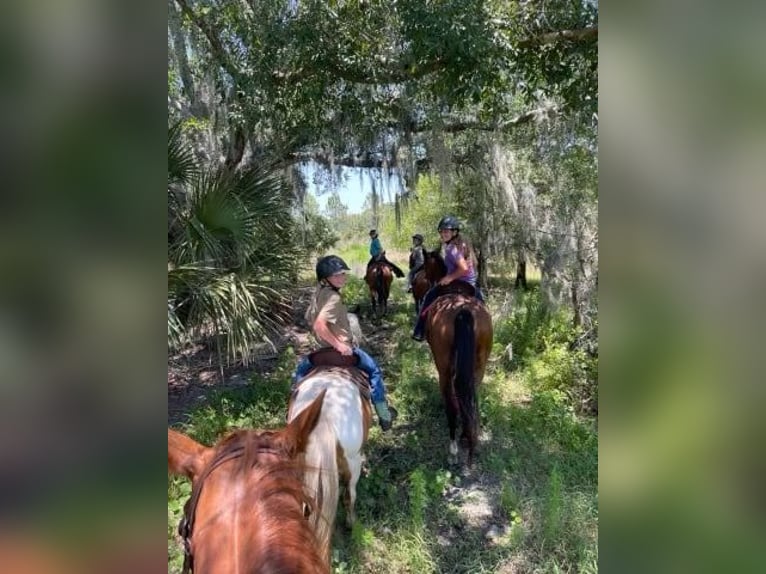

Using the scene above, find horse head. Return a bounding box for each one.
[168,391,329,574]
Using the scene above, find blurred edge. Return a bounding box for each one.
[0,0,166,571]
[601,1,766,572]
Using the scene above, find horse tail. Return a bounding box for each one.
[375,267,386,303]
[303,412,339,565]
[454,308,478,454]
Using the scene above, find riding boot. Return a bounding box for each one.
[374,401,395,431]
[412,319,426,342]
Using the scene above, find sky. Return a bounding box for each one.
[300,161,404,215]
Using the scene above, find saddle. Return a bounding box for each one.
[308,347,358,367]
[297,348,372,402]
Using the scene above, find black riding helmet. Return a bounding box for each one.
[412,233,424,242]
[437,216,460,231]
[316,255,350,281]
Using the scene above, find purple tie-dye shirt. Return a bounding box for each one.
[444,242,477,286]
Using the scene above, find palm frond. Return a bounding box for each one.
[168,300,186,350]
[168,265,291,364]
[168,122,198,186]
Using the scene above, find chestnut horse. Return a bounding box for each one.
[167,391,329,574]
[365,261,393,318]
[288,359,373,565]
[421,250,493,464]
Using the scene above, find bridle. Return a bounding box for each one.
[178,443,311,574]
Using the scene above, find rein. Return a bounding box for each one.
[178,443,297,574]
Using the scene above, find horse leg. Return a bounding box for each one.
[342,452,362,528]
[369,290,377,317]
[440,372,460,461]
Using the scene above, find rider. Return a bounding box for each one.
[367,229,405,278]
[411,216,484,342]
[292,255,397,430]
[406,233,425,293]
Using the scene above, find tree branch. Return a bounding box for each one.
[518,26,598,47]
[285,106,555,168]
[410,107,556,133]
[276,25,597,86]
[174,0,242,83]
[275,55,445,86]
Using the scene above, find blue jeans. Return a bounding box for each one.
[291,347,386,403]
[412,284,484,338]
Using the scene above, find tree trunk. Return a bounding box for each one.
[514,257,527,290]
[477,245,488,291]
[571,280,581,327]
[224,126,246,173]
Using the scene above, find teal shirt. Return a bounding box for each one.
[370,237,382,257]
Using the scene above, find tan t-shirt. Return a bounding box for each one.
[305,284,352,349]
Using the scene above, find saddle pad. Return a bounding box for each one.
[298,365,372,402]
[435,280,476,298]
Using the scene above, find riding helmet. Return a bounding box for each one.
[412,233,424,242]
[316,255,350,281]
[437,216,460,231]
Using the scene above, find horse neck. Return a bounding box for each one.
[425,253,447,282]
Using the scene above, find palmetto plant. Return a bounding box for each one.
[168,123,299,364]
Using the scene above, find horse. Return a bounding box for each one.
[411,267,430,314]
[287,353,373,565]
[420,251,493,465]
[410,248,446,316]
[167,391,329,574]
[365,260,393,318]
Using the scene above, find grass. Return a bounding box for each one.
[168,279,598,573]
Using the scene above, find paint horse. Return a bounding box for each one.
[421,250,493,464]
[287,349,373,565]
[167,391,329,574]
[365,260,393,318]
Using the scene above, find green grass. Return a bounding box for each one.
[168,281,598,573]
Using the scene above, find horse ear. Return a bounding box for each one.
[285,389,327,455]
[168,429,211,482]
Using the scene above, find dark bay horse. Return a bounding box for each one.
[411,268,430,314]
[411,248,443,314]
[288,360,372,565]
[421,251,493,464]
[168,391,329,574]
[365,261,393,318]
